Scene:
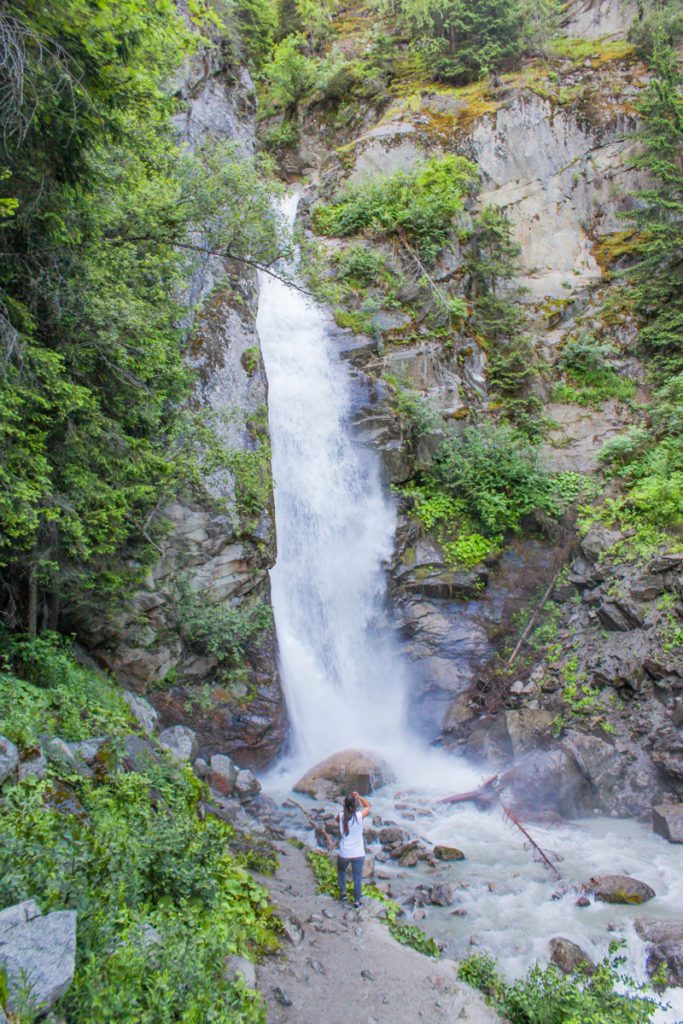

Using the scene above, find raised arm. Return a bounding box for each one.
[352,791,371,818]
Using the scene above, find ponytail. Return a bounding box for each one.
[342,793,357,836]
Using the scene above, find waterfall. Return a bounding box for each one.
[257,195,409,770]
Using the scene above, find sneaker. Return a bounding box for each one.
[340,895,348,903]
[353,901,361,909]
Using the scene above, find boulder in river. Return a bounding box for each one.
[433,845,465,861]
[549,936,595,974]
[588,874,655,904]
[429,883,455,907]
[652,803,683,844]
[646,940,683,988]
[293,749,395,800]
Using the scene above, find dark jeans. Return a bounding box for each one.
[337,855,364,902]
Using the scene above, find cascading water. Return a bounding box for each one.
[257,196,683,1022]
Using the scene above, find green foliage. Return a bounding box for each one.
[426,423,571,536]
[390,379,443,441]
[0,630,131,748]
[0,638,277,1023]
[175,582,272,677]
[598,427,651,469]
[463,206,540,426]
[442,532,497,568]
[313,155,479,263]
[260,34,317,107]
[333,244,391,288]
[230,0,279,67]
[0,0,287,627]
[306,850,439,956]
[553,332,636,407]
[459,944,661,1023]
[628,0,683,59]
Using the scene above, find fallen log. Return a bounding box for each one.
[283,797,334,852]
[503,804,562,880]
[438,773,500,807]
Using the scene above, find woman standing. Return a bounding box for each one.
[337,790,371,908]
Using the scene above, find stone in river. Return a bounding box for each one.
[293,749,395,799]
[549,937,595,975]
[433,844,465,861]
[588,874,655,904]
[652,804,683,844]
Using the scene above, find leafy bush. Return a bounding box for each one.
[459,945,661,1023]
[313,155,479,263]
[554,332,636,407]
[0,637,278,1024]
[426,423,569,536]
[260,34,317,107]
[333,244,391,287]
[442,533,497,568]
[628,0,683,58]
[175,583,272,674]
[598,427,651,470]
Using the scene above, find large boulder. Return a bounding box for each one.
[588,874,655,904]
[0,735,18,785]
[646,940,683,988]
[123,692,159,735]
[499,748,586,817]
[0,902,77,1014]
[293,749,395,800]
[652,804,683,844]
[209,754,237,796]
[549,936,595,974]
[158,725,198,763]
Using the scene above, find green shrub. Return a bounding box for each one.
[442,532,497,568]
[554,332,636,407]
[313,155,478,263]
[261,34,317,107]
[427,423,569,536]
[0,638,278,1024]
[175,583,272,674]
[628,0,683,58]
[598,427,650,470]
[333,244,391,287]
[459,944,661,1023]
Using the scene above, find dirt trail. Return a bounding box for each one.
[256,842,503,1024]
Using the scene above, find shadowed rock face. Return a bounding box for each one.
[294,749,396,800]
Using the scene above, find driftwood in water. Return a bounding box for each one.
[438,773,501,807]
[503,804,562,880]
[283,798,334,851]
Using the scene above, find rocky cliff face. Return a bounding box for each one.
[262,0,681,812]
[74,43,287,768]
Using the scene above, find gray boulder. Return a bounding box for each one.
[588,874,655,904]
[0,735,19,785]
[123,692,159,735]
[636,920,683,944]
[429,883,455,907]
[225,954,256,989]
[294,748,395,799]
[67,738,106,770]
[652,804,683,844]
[41,736,78,770]
[646,940,683,988]
[210,754,237,796]
[0,904,77,1014]
[158,725,198,763]
[549,936,595,974]
[18,751,46,781]
[234,769,261,798]
[0,901,41,931]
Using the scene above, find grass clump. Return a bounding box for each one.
[0,632,277,1024]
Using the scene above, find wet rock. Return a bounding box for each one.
[210,754,237,795]
[379,827,408,848]
[18,750,46,781]
[398,846,419,868]
[433,845,465,861]
[41,736,78,770]
[0,735,19,785]
[123,692,159,735]
[294,749,395,799]
[549,936,595,974]
[597,599,643,632]
[576,895,591,907]
[588,874,655,904]
[649,553,683,574]
[234,768,261,798]
[225,954,256,989]
[652,804,683,844]
[581,525,622,561]
[362,855,375,878]
[635,921,683,944]
[0,904,77,1015]
[429,883,455,907]
[500,749,586,817]
[561,730,627,798]
[643,658,673,680]
[505,709,555,756]
[158,725,198,762]
[646,941,683,988]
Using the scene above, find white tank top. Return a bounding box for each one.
[338,810,365,858]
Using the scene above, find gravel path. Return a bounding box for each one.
[256,842,504,1024]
